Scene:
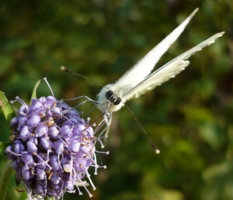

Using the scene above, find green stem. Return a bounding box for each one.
[0,160,13,200]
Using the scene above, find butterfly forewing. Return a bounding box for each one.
[109,8,199,95]
[123,32,224,101]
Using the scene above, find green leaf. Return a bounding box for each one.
[30,79,41,104]
[0,160,13,200]
[0,90,15,124]
[19,192,28,200]
[0,142,11,155]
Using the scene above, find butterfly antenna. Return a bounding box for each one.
[124,103,160,154]
[61,66,158,152]
[61,66,104,87]
[61,66,108,129]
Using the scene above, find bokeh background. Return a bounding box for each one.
[0,0,232,200]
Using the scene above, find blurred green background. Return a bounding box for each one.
[0,0,232,200]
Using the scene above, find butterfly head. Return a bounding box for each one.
[96,84,124,113]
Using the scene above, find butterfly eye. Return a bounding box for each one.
[113,97,121,105]
[105,91,114,100]
[105,90,121,105]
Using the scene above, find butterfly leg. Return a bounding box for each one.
[94,113,111,139]
[63,96,98,104]
[103,113,112,138]
[63,96,99,113]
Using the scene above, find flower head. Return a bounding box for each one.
[5,96,108,199]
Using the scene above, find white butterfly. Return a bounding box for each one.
[61,8,223,153]
[96,8,224,120]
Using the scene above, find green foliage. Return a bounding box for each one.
[0,90,15,155]
[0,90,15,124]
[30,79,41,103]
[0,0,232,200]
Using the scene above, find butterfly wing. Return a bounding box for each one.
[123,32,224,101]
[109,9,199,94]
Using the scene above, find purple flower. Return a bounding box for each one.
[5,96,108,199]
